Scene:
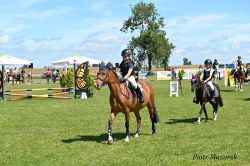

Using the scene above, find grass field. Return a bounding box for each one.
[0,79,249,165]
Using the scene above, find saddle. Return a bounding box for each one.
[126,81,144,100]
[204,83,219,98]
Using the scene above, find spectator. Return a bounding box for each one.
[51,69,58,83]
[171,67,176,79]
[27,70,32,84]
[46,68,52,84]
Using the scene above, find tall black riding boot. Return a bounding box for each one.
[135,87,144,103]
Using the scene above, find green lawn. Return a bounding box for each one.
[0,79,249,165]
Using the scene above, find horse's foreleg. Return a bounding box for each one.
[134,111,141,138]
[124,112,130,142]
[108,111,116,144]
[198,102,205,124]
[239,81,243,91]
[234,78,238,90]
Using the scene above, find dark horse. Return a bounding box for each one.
[191,75,223,124]
[95,66,159,144]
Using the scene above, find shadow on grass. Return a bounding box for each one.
[166,118,214,124]
[166,118,197,124]
[61,133,125,143]
[220,89,236,92]
[243,98,250,101]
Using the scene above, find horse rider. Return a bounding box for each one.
[200,59,215,101]
[234,56,245,74]
[212,59,219,71]
[212,59,219,80]
[119,49,144,103]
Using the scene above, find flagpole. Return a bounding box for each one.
[1,65,5,101]
[73,63,76,98]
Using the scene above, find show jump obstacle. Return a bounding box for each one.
[0,61,92,101]
[4,88,74,101]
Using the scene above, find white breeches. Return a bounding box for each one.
[207,81,214,91]
[128,76,137,88]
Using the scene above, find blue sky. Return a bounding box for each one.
[0,0,250,67]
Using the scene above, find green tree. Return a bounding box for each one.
[121,1,175,70]
[183,58,192,65]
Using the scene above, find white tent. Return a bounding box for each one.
[0,54,32,100]
[52,55,101,66]
[52,55,101,98]
[0,54,31,65]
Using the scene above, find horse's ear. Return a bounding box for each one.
[105,62,113,69]
[99,62,106,70]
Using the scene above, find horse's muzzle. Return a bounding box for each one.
[94,83,103,90]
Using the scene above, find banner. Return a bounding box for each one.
[157,71,172,80]
[224,68,235,87]
[138,70,149,80]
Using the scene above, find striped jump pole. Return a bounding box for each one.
[5,87,72,93]
[6,94,74,99]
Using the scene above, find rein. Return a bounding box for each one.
[97,70,130,99]
[192,81,205,100]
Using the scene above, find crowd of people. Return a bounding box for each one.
[0,68,32,85]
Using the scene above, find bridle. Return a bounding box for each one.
[96,69,130,99]
[96,69,119,85]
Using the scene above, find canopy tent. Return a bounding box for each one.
[52,55,101,66]
[52,55,101,98]
[0,54,31,65]
[0,54,32,100]
[226,64,235,68]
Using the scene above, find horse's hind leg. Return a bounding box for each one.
[204,107,208,122]
[213,102,218,121]
[148,106,158,135]
[134,110,141,138]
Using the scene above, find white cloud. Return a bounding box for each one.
[3,25,27,33]
[101,35,121,42]
[0,35,11,43]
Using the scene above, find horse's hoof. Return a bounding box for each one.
[205,120,208,123]
[108,136,113,144]
[108,139,113,144]
[152,132,156,135]
[134,133,139,138]
[125,136,129,142]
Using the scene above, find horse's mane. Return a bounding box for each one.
[107,68,119,80]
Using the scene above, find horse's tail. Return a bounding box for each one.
[218,94,223,107]
[153,106,160,123]
[215,84,223,107]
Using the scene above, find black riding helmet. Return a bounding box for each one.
[204,59,212,65]
[238,56,241,60]
[121,49,133,57]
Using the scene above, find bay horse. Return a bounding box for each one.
[233,67,246,91]
[191,75,223,124]
[95,66,159,144]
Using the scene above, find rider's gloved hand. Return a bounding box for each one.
[119,77,126,82]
